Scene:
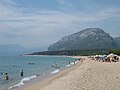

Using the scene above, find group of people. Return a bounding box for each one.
[51,58,84,69]
[90,54,119,62]
[3,69,24,80]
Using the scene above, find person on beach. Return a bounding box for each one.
[69,61,71,64]
[20,69,24,77]
[74,61,76,64]
[3,73,9,80]
[81,59,83,62]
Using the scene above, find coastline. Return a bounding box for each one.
[13,56,83,90]
[12,55,82,90]
[17,56,120,90]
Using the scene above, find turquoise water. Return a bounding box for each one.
[0,55,76,90]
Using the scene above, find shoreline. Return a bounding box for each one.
[20,58,82,90]
[12,56,82,90]
[17,56,120,90]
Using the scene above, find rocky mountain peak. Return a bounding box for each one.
[48,28,117,51]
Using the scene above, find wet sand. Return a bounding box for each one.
[21,56,120,90]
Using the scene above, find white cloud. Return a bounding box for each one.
[0,0,16,6]
[95,8,120,20]
[0,0,120,48]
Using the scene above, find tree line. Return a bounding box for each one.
[28,49,120,56]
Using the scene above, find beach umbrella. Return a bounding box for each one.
[107,53,114,58]
[95,55,99,57]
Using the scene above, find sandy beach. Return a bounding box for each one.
[21,56,120,90]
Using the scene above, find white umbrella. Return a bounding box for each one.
[107,53,114,58]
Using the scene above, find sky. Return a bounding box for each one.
[0,0,120,49]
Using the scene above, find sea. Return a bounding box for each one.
[0,55,77,90]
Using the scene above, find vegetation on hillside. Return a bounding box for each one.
[28,49,120,56]
[109,50,120,55]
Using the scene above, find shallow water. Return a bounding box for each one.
[0,55,76,90]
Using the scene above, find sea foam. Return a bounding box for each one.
[9,75,37,90]
[70,62,74,65]
[51,69,60,74]
[66,64,71,67]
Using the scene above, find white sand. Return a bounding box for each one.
[22,56,120,90]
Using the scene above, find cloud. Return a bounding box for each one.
[0,0,120,24]
[0,0,16,5]
[57,0,73,9]
[1,32,18,38]
[0,0,120,48]
[96,8,120,19]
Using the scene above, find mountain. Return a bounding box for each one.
[0,44,48,56]
[114,37,120,48]
[0,44,26,56]
[48,28,117,51]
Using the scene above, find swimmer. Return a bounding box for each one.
[3,73,9,80]
[20,69,24,77]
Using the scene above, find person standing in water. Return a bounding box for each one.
[20,69,24,77]
[3,73,9,80]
